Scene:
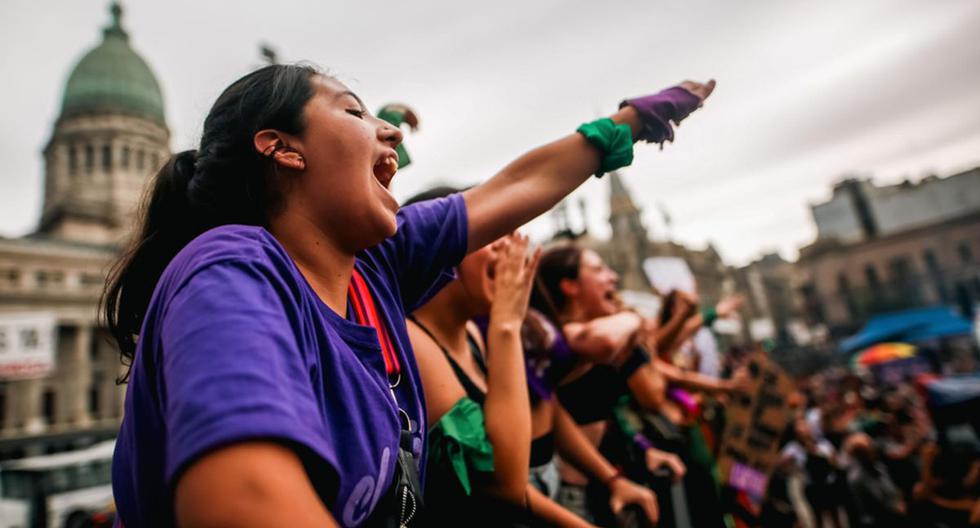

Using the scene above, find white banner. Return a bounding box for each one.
[749,318,776,341]
[0,312,57,380]
[642,257,696,296]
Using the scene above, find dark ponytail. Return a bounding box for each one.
[529,245,583,324]
[102,64,320,380]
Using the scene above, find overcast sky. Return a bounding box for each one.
[3,0,979,265]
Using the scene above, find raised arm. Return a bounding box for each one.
[462,81,715,251]
[481,235,540,504]
[563,311,644,363]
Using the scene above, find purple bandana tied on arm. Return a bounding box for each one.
[620,86,702,145]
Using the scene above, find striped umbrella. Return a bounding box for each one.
[852,342,916,368]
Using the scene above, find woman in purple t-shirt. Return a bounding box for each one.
[102,63,713,527]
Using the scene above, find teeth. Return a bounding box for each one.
[386,158,398,175]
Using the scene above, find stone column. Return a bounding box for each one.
[10,378,45,434]
[69,324,92,427]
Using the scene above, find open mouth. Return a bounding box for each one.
[373,154,399,189]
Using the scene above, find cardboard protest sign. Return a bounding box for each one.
[717,352,794,498]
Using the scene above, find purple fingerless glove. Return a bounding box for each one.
[620,86,702,145]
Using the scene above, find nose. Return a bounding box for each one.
[377,119,403,149]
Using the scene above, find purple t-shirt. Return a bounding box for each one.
[112,194,468,527]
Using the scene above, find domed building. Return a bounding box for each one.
[0,3,170,457]
[42,2,170,244]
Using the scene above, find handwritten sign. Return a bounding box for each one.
[717,353,794,498]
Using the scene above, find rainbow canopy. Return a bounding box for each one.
[852,342,916,367]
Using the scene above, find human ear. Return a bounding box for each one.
[254,129,306,171]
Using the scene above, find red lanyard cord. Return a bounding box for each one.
[348,269,401,378]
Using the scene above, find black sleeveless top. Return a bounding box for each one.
[557,346,651,425]
[409,317,536,527]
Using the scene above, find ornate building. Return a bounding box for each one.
[0,3,170,457]
[594,172,733,308]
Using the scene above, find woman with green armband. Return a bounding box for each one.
[407,224,542,526]
[403,79,717,525]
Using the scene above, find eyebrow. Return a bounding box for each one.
[337,90,367,112]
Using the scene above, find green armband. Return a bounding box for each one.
[577,118,634,177]
[702,306,718,327]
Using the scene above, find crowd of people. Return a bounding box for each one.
[98,61,979,528]
[760,365,980,528]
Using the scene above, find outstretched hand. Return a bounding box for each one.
[715,294,744,319]
[678,79,716,103]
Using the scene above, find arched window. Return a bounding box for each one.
[102,144,112,171]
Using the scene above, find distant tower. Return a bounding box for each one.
[39,2,171,245]
[607,171,651,290]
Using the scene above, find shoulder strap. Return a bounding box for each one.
[408,315,486,405]
[465,331,488,377]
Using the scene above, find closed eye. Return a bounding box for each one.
[346,109,365,118]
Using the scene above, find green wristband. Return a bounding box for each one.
[577,118,634,177]
[702,306,718,327]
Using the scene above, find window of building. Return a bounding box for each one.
[889,256,914,280]
[837,273,850,292]
[102,144,112,171]
[42,389,56,425]
[2,269,18,287]
[121,145,130,168]
[35,271,48,288]
[864,264,880,289]
[88,384,101,417]
[923,249,940,272]
[68,145,78,174]
[150,153,160,172]
[80,273,103,287]
[90,329,100,361]
[137,149,145,171]
[0,389,6,430]
[84,144,94,172]
[959,242,974,264]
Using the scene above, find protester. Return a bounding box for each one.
[407,226,541,526]
[845,433,907,528]
[102,61,715,526]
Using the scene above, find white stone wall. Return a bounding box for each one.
[0,240,124,441]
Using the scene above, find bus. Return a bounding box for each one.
[0,440,115,528]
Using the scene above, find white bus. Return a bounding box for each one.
[0,440,115,528]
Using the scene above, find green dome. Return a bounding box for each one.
[60,3,165,125]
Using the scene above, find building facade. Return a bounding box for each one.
[798,168,980,337]
[0,3,170,457]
